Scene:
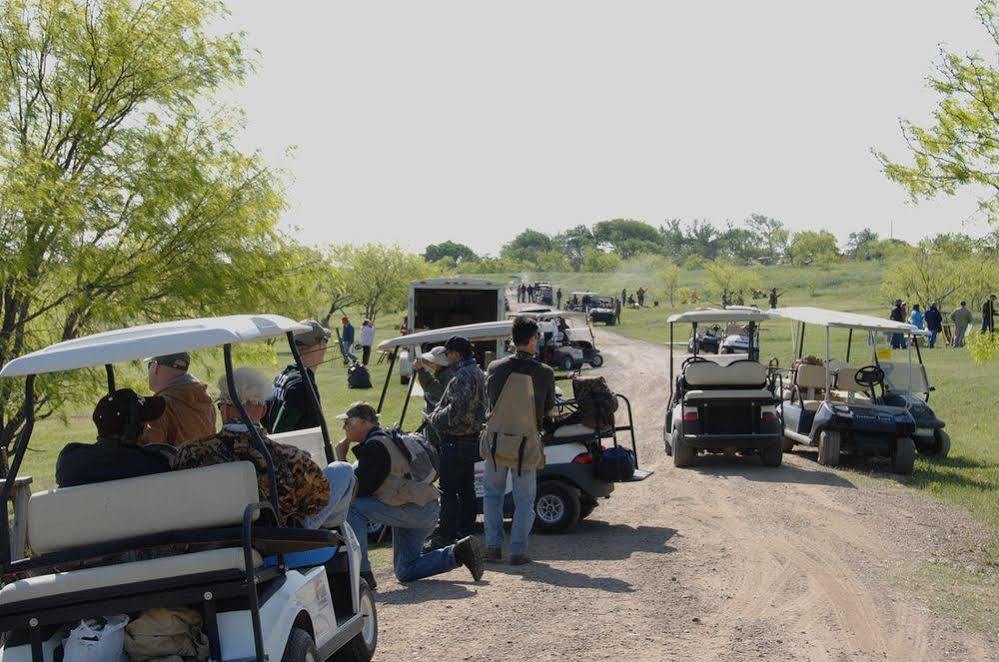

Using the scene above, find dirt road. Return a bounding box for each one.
[372,329,997,661]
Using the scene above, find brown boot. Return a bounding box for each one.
[509,554,532,566]
[484,547,503,562]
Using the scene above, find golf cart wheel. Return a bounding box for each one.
[672,430,695,468]
[580,497,598,520]
[590,353,604,368]
[891,438,916,476]
[760,441,783,467]
[817,430,840,466]
[534,481,581,533]
[560,355,575,371]
[334,579,378,662]
[781,435,796,453]
[282,628,318,662]
[663,417,673,455]
[931,429,951,458]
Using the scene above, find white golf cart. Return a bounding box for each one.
[771,306,928,474]
[664,308,783,467]
[0,315,376,662]
[376,322,650,533]
[511,310,604,370]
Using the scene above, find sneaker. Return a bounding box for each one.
[484,547,503,563]
[360,570,377,591]
[509,554,532,566]
[453,536,486,581]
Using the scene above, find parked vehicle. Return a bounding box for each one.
[588,297,617,326]
[771,306,929,474]
[512,310,604,370]
[533,283,554,306]
[377,323,650,533]
[688,324,723,354]
[0,315,377,662]
[664,308,783,467]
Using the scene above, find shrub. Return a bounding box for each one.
[967,332,999,364]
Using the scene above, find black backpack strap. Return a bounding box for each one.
[490,431,498,466]
[516,435,526,476]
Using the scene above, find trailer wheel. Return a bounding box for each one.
[932,429,951,458]
[891,438,916,475]
[334,580,377,662]
[760,441,783,467]
[817,430,840,466]
[534,481,580,533]
[589,353,604,368]
[282,628,318,662]
[673,430,695,468]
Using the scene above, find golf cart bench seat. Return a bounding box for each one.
[683,361,767,388]
[271,426,326,464]
[0,547,261,606]
[685,389,776,401]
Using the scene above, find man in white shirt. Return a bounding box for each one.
[359,319,376,365]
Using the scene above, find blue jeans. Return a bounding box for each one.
[928,330,938,348]
[342,340,358,363]
[438,438,480,542]
[483,462,537,556]
[347,497,456,582]
[303,462,356,529]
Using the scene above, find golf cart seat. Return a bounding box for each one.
[271,426,326,465]
[0,461,335,612]
[789,363,826,411]
[553,423,598,439]
[685,389,776,401]
[682,360,768,389]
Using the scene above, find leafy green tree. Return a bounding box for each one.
[880,247,964,309]
[593,219,661,254]
[0,0,301,458]
[500,230,552,264]
[846,228,880,260]
[926,232,978,259]
[703,259,761,304]
[424,241,478,264]
[330,244,437,322]
[876,1,999,223]
[536,250,571,272]
[552,225,597,271]
[788,231,840,266]
[719,226,761,263]
[658,263,681,306]
[745,214,789,264]
[581,249,622,273]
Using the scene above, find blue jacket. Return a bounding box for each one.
[924,308,942,332]
[342,322,355,344]
[910,310,924,329]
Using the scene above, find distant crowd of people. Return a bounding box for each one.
[889,295,995,348]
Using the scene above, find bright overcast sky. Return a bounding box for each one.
[220,1,995,255]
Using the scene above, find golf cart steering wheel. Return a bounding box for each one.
[854,365,885,388]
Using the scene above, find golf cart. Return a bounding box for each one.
[512,310,604,370]
[0,315,377,662]
[687,325,723,354]
[376,322,650,534]
[771,306,928,474]
[534,283,554,306]
[664,309,784,467]
[566,291,598,313]
[716,307,763,354]
[588,297,617,326]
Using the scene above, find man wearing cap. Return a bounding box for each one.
[176,368,350,527]
[337,402,485,589]
[56,389,173,487]
[140,352,216,447]
[427,336,487,546]
[266,320,330,434]
[414,346,455,443]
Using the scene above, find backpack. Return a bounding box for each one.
[479,368,544,474]
[572,375,618,429]
[387,428,439,484]
[596,445,636,482]
[347,363,372,389]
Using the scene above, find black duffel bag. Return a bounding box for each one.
[596,445,636,482]
[348,363,372,389]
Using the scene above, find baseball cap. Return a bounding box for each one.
[335,402,379,424]
[150,352,190,371]
[93,389,166,438]
[443,335,473,356]
[421,346,450,366]
[294,319,332,347]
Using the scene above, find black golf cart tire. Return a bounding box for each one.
[334,580,377,662]
[590,353,604,368]
[579,498,598,520]
[892,438,916,475]
[534,481,581,533]
[560,355,575,371]
[932,429,951,458]
[817,430,840,466]
[781,435,796,453]
[663,417,673,455]
[282,627,318,662]
[760,441,783,467]
[673,430,695,468]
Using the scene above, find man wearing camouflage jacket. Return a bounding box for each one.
[428,335,487,545]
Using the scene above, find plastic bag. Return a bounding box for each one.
[63,615,129,662]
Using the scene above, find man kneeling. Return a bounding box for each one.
[336,402,484,589]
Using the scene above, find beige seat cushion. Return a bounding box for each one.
[28,462,259,555]
[803,400,823,412]
[684,361,767,387]
[554,423,596,438]
[685,389,776,401]
[271,427,326,463]
[0,548,261,606]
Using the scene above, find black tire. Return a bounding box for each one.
[579,498,598,520]
[334,580,378,662]
[891,438,916,475]
[817,430,840,466]
[560,355,575,371]
[534,481,581,533]
[400,374,410,385]
[760,441,783,467]
[590,353,604,368]
[282,628,318,662]
[663,414,673,455]
[781,435,796,453]
[673,429,695,468]
[932,429,951,458]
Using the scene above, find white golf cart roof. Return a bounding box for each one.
[668,308,772,324]
[378,320,513,350]
[511,309,588,320]
[0,315,309,377]
[770,306,925,334]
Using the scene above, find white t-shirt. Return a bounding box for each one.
[360,324,376,346]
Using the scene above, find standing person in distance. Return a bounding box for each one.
[951,301,973,348]
[359,319,376,366]
[340,316,358,365]
[924,303,943,348]
[910,303,924,331]
[983,294,997,334]
[414,346,455,449]
[556,288,563,310]
[482,316,555,566]
[889,299,907,349]
[266,320,330,434]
